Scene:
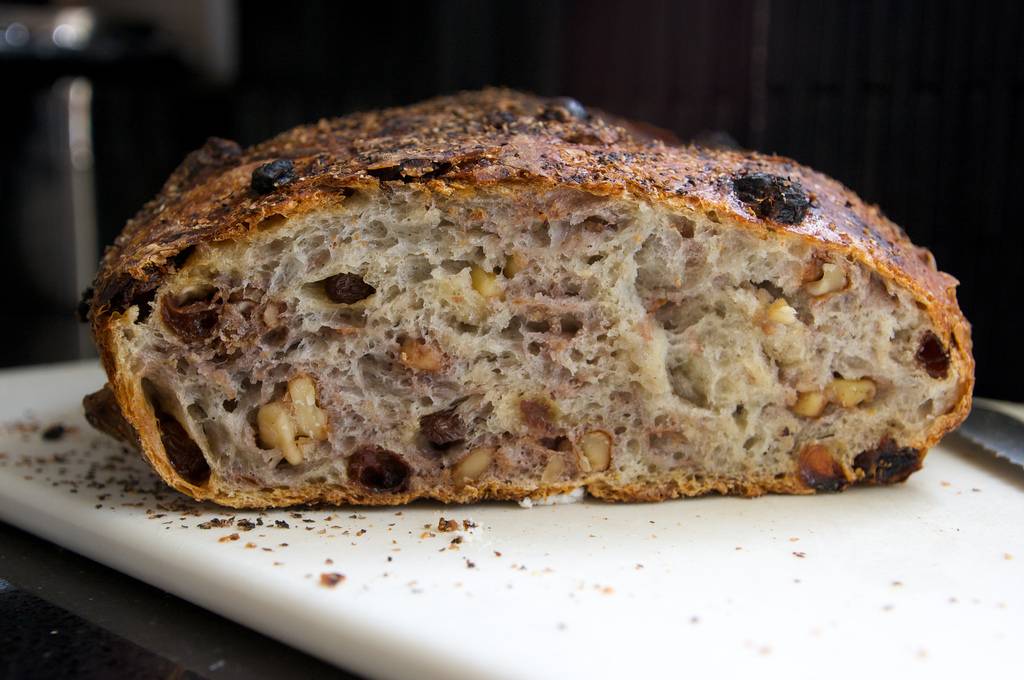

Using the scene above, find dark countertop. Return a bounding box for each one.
[0,521,360,680]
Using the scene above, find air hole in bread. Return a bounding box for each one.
[529,221,551,247]
[559,315,582,336]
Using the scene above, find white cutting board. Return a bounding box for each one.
[0,361,1021,680]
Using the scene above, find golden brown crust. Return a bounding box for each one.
[85,88,974,507]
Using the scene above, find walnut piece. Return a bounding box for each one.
[454,447,494,483]
[470,265,503,299]
[804,263,847,296]
[765,298,798,325]
[256,375,328,465]
[399,337,443,372]
[541,455,566,483]
[579,431,612,472]
[828,378,877,408]
[792,391,828,418]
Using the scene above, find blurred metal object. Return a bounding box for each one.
[65,78,98,305]
[0,4,180,367]
[957,403,1024,471]
[0,6,97,54]
[19,78,96,315]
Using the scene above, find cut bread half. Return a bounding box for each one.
[83,90,973,507]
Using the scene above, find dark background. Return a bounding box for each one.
[3,0,1022,398]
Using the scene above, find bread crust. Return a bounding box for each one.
[84,89,973,507]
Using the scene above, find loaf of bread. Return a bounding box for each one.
[82,89,973,508]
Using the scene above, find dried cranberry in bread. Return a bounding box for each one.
[82,89,973,508]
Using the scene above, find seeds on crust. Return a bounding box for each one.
[347,446,410,491]
[256,375,328,465]
[322,273,375,304]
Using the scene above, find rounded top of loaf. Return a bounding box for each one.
[84,88,967,357]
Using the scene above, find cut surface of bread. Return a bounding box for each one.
[83,89,973,507]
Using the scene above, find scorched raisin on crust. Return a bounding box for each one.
[420,406,466,448]
[540,97,589,122]
[916,331,950,379]
[347,446,411,492]
[321,273,375,304]
[732,172,810,225]
[854,440,922,484]
[251,159,296,194]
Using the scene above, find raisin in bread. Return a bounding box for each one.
[82,89,973,508]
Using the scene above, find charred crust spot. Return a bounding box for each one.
[155,409,211,486]
[161,288,222,343]
[251,159,296,194]
[854,440,922,485]
[540,97,589,122]
[419,406,466,448]
[732,172,810,224]
[347,446,411,492]
[798,444,850,492]
[916,331,950,379]
[321,273,375,304]
[94,269,162,316]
